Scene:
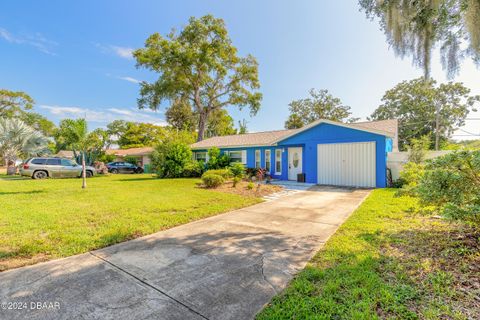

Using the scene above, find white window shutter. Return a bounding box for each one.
[241,150,247,164]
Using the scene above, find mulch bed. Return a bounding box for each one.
[201,181,283,198]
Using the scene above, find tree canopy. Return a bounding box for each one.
[369,78,479,150]
[359,0,480,79]
[285,89,358,129]
[133,15,262,141]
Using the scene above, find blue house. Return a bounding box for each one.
[191,119,398,188]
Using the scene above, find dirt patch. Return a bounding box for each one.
[203,181,283,198]
[0,254,51,272]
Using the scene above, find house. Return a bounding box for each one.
[106,147,154,171]
[191,119,398,188]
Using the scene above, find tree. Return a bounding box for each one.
[116,122,169,149]
[133,15,262,142]
[238,119,248,134]
[0,89,34,118]
[0,118,49,175]
[165,97,197,132]
[151,131,196,178]
[205,109,236,138]
[370,78,479,150]
[359,0,480,79]
[284,89,358,129]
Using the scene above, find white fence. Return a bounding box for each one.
[387,151,452,181]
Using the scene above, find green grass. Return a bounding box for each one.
[258,189,479,320]
[0,174,261,271]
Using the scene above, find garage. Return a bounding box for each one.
[317,142,376,188]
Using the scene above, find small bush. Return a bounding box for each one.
[203,169,232,179]
[183,160,205,178]
[247,182,255,190]
[202,173,225,188]
[397,162,425,196]
[245,167,259,178]
[207,147,230,169]
[232,176,241,187]
[229,162,245,178]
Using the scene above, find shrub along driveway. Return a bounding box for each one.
[0,175,260,271]
[0,186,370,320]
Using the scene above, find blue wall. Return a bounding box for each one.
[193,123,389,188]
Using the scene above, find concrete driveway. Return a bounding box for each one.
[0,186,370,320]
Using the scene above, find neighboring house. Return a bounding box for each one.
[54,150,75,159]
[191,119,398,188]
[106,147,154,169]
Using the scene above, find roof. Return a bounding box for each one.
[106,147,154,156]
[191,119,397,150]
[55,150,75,158]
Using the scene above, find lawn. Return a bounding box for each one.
[0,174,261,271]
[258,189,479,320]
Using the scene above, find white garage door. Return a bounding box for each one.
[317,142,376,188]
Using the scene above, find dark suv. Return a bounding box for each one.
[106,162,144,174]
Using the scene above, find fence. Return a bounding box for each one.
[387,151,452,181]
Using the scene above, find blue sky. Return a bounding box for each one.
[1,0,479,139]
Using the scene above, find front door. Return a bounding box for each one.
[288,147,303,180]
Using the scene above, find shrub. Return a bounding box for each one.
[416,150,480,226]
[201,173,225,188]
[407,135,430,164]
[229,163,245,178]
[183,160,205,178]
[152,141,192,178]
[232,176,241,187]
[247,182,255,190]
[206,147,231,169]
[397,162,425,196]
[124,155,139,165]
[202,169,232,179]
[245,167,259,178]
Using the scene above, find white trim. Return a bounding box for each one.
[270,119,394,145]
[275,149,282,175]
[191,144,271,150]
[255,149,261,168]
[264,149,271,172]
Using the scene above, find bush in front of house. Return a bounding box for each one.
[207,147,230,169]
[229,162,245,178]
[416,150,480,226]
[201,172,225,188]
[396,161,425,195]
[151,141,192,178]
[182,160,205,178]
[203,169,232,179]
[124,155,139,165]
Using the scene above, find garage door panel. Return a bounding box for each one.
[317,142,376,188]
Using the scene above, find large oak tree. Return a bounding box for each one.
[133,15,262,141]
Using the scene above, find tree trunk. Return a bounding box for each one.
[81,152,87,189]
[197,111,208,142]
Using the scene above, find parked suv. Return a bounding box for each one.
[106,162,144,174]
[20,158,96,179]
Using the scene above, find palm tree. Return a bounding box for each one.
[0,118,49,175]
[360,0,480,79]
[58,119,89,188]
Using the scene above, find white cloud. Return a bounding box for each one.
[0,27,57,55]
[118,76,141,84]
[39,104,166,126]
[96,43,134,59]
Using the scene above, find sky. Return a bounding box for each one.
[1,0,479,140]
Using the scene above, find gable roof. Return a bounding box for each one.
[191,119,397,150]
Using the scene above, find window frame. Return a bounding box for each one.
[228,150,243,163]
[264,150,271,172]
[255,150,261,168]
[275,149,282,175]
[195,151,207,162]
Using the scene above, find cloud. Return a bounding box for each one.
[0,27,57,55]
[96,43,134,59]
[39,105,166,126]
[118,76,141,84]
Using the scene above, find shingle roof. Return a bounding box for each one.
[191,119,398,150]
[106,147,154,156]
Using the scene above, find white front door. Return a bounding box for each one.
[288,147,303,180]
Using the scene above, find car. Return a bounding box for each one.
[20,157,96,179]
[106,162,144,174]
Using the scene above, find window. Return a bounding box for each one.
[255,150,261,168]
[61,159,75,166]
[195,152,207,162]
[265,150,271,172]
[31,158,46,165]
[228,151,243,163]
[46,159,61,166]
[275,149,282,174]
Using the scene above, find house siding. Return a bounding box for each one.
[192,123,390,188]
